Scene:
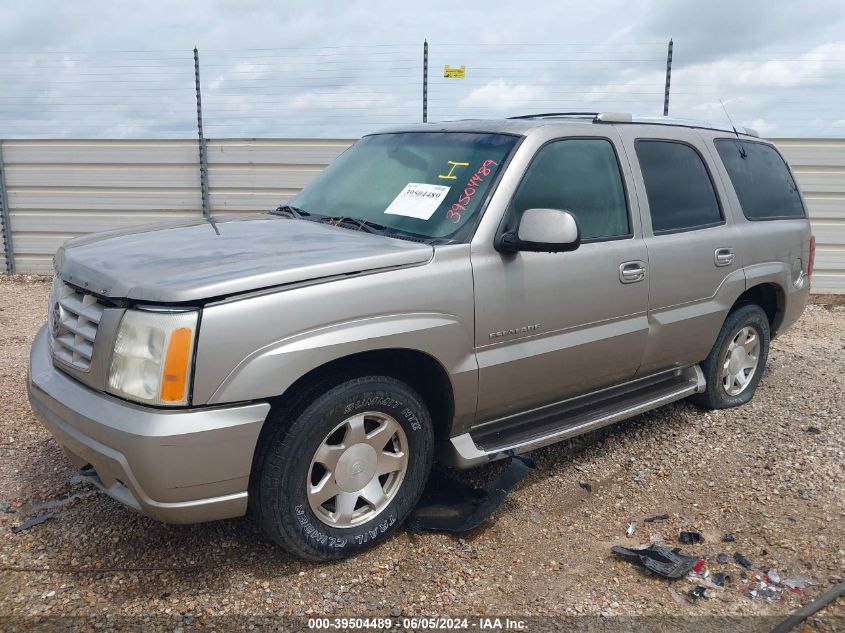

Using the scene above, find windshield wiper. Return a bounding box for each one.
[317,215,390,236]
[270,204,311,219]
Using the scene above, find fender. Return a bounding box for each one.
[206,312,477,409]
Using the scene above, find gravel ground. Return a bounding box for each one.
[0,275,843,632]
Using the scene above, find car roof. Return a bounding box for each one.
[371,113,762,140]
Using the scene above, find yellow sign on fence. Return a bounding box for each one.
[444,65,466,79]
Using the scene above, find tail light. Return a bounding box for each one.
[808,235,816,278]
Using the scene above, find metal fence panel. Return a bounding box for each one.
[0,137,842,293]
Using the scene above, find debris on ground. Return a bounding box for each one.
[804,425,822,434]
[768,568,782,584]
[644,513,670,523]
[578,480,592,493]
[10,512,53,533]
[734,552,754,569]
[626,521,637,536]
[679,531,704,545]
[407,455,536,533]
[783,576,816,591]
[0,500,15,513]
[771,581,845,633]
[687,585,709,601]
[717,553,729,564]
[611,545,700,579]
[721,532,736,542]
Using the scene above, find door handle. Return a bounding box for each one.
[619,261,646,284]
[715,248,735,267]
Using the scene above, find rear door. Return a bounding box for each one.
[616,125,746,374]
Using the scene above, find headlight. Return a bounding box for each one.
[107,309,198,406]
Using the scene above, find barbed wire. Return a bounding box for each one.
[0,42,844,138]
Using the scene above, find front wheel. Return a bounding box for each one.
[691,303,771,410]
[252,375,434,560]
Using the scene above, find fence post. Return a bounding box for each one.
[0,141,14,274]
[663,38,673,116]
[422,39,428,123]
[193,47,211,218]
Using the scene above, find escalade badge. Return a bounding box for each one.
[489,323,540,340]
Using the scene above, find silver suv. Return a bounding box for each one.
[28,113,813,560]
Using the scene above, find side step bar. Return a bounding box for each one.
[447,366,705,469]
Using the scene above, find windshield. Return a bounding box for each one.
[287,132,519,240]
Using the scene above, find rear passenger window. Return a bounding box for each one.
[635,140,723,234]
[512,138,630,240]
[715,140,805,220]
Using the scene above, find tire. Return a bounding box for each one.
[252,375,434,561]
[691,303,771,410]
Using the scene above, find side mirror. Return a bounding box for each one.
[496,208,581,253]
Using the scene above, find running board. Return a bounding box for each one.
[446,366,705,468]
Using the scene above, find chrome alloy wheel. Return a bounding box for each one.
[720,325,761,396]
[307,412,408,528]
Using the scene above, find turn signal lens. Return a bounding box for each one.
[161,327,193,402]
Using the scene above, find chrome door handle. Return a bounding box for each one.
[715,248,735,267]
[619,261,646,284]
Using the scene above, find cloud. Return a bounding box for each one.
[459,79,548,110]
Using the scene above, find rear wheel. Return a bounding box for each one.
[691,303,771,410]
[252,375,433,560]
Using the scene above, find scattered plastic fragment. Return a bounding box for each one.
[722,533,736,542]
[687,586,708,601]
[712,572,731,587]
[717,553,729,564]
[734,552,753,569]
[805,426,822,434]
[686,571,724,592]
[693,559,706,573]
[679,531,704,545]
[611,545,699,579]
[407,455,536,533]
[579,480,592,493]
[10,513,53,533]
[783,576,816,591]
[768,568,782,584]
[644,513,670,523]
[626,522,637,536]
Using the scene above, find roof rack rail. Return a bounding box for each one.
[624,116,760,136]
[508,112,599,120]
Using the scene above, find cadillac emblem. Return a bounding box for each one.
[50,302,62,337]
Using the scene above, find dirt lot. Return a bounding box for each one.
[0,275,843,632]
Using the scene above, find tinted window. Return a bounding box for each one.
[715,140,805,220]
[635,140,723,233]
[512,139,630,240]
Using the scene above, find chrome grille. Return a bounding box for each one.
[50,281,105,371]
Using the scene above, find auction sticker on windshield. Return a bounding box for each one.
[384,183,451,220]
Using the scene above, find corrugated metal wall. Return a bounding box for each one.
[0,137,842,293]
[0,139,353,274]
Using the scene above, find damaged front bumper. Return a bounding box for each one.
[27,326,270,524]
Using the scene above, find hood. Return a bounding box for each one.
[55,215,434,302]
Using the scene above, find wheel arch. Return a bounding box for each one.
[257,347,456,453]
[731,282,786,333]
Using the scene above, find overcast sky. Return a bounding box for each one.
[1,0,844,138]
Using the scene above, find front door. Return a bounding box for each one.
[472,133,650,422]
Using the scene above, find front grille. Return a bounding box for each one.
[51,282,105,371]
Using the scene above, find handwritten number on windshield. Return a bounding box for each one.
[445,159,498,223]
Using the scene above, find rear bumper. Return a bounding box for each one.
[27,326,271,524]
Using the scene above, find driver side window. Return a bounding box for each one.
[512,138,630,240]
